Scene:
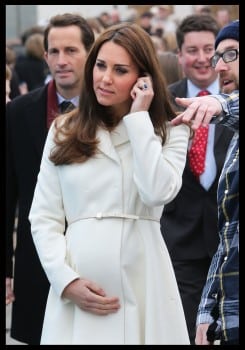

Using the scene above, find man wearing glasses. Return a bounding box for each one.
[160,14,234,345]
[171,20,239,345]
[211,47,239,69]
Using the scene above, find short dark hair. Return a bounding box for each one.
[176,15,219,50]
[43,13,94,52]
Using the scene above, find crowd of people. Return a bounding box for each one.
[6,5,239,345]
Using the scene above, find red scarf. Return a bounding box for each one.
[46,79,59,129]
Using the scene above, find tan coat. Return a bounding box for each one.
[29,111,190,345]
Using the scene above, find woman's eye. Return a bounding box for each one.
[115,68,127,74]
[96,62,106,69]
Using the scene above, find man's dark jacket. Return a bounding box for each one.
[161,78,234,259]
[6,85,51,344]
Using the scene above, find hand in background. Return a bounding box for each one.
[6,277,15,305]
[171,96,222,130]
[195,323,213,345]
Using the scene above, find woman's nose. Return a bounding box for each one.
[101,70,113,83]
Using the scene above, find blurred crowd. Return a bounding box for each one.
[6,5,237,99]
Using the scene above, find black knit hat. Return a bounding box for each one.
[215,20,239,49]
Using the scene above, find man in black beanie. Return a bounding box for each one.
[214,18,239,48]
[170,19,239,345]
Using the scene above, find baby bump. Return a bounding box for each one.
[65,218,145,297]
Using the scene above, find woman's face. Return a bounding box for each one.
[93,41,139,113]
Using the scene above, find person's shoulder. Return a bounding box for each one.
[56,113,70,127]
[48,113,71,143]
[50,112,72,133]
[7,85,47,109]
[166,120,190,139]
[168,78,186,93]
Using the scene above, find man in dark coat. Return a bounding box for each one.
[6,13,94,344]
[160,15,234,344]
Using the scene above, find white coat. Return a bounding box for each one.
[29,111,190,345]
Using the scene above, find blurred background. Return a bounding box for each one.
[6,5,239,42]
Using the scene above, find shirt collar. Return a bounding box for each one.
[187,78,220,97]
[57,93,79,108]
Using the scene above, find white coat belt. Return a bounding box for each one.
[69,212,159,225]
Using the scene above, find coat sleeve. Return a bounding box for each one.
[123,111,190,206]
[28,123,80,298]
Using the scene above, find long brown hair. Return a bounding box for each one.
[50,22,177,165]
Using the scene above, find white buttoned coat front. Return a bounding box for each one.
[29,111,190,345]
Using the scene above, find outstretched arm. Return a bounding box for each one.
[171,91,239,133]
[170,96,222,130]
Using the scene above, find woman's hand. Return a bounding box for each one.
[62,278,120,315]
[130,75,154,114]
[6,277,15,305]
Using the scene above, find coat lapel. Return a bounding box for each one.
[97,121,129,162]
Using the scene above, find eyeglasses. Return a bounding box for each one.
[210,49,239,68]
